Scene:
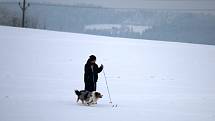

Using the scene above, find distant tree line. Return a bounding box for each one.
[0,2,215,45]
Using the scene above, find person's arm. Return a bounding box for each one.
[84,64,91,79]
[96,64,103,73]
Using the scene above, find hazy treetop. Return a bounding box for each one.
[0,0,215,9]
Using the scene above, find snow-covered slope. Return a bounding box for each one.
[0,26,215,121]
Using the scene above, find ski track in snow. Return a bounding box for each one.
[0,26,215,121]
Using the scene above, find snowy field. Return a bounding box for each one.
[0,26,215,121]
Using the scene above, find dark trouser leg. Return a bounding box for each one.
[85,81,96,92]
[85,81,93,92]
[92,82,96,91]
[84,81,90,91]
[94,82,97,91]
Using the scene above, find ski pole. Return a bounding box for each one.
[103,69,112,104]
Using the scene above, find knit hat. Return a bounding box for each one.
[89,55,96,61]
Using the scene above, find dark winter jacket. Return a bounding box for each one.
[84,60,103,91]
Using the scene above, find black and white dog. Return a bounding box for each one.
[75,90,103,105]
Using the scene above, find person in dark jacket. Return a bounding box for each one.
[84,55,103,92]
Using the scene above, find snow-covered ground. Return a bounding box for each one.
[0,26,215,121]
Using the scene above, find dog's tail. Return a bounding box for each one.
[75,90,81,96]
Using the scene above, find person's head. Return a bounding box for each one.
[89,55,96,64]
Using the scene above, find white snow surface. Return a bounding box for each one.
[0,26,215,121]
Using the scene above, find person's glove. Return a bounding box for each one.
[100,64,104,69]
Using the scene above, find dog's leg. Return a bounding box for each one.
[76,98,79,103]
[92,98,97,104]
[95,99,98,104]
[87,99,94,106]
[92,99,95,104]
[87,102,90,106]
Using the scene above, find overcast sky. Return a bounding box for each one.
[1,0,215,9]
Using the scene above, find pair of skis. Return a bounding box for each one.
[111,102,118,108]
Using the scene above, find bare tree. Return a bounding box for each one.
[19,0,30,27]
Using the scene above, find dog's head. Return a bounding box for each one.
[94,92,103,98]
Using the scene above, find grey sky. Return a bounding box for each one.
[74,0,215,9]
[1,0,215,9]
